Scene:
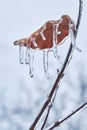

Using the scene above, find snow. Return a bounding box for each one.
[0,0,87,130]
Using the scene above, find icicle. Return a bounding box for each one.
[52,47,61,61]
[43,50,49,78]
[52,47,62,73]
[40,24,46,40]
[25,47,29,64]
[28,49,35,77]
[19,45,24,64]
[69,23,81,52]
[72,44,81,52]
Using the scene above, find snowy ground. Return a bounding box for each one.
[0,0,87,130]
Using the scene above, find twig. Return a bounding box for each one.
[41,85,59,130]
[41,104,51,130]
[45,101,87,130]
[29,0,83,129]
[76,0,83,35]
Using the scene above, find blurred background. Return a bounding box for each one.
[0,0,87,130]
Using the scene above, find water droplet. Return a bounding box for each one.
[19,45,24,64]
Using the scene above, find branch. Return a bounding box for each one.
[45,101,87,130]
[41,86,59,130]
[29,0,83,129]
[76,0,83,36]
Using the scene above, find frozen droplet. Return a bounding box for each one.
[19,45,24,64]
[25,47,29,64]
[43,50,49,78]
[28,49,35,77]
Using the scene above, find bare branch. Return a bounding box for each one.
[76,0,83,36]
[41,86,59,130]
[45,101,87,130]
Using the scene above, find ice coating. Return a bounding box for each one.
[28,49,35,77]
[13,15,75,77]
[25,47,35,77]
[25,47,29,64]
[43,50,49,78]
[40,24,46,41]
[30,37,38,47]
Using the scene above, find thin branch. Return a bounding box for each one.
[41,86,59,130]
[41,104,51,130]
[76,0,83,35]
[45,101,87,130]
[29,0,83,129]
